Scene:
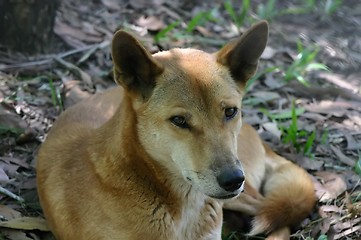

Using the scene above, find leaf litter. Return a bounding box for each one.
[0,0,360,239]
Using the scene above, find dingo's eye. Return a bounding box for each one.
[225,107,238,120]
[170,116,190,129]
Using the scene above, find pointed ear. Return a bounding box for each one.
[111,30,164,99]
[216,21,268,86]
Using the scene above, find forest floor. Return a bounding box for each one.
[0,0,360,239]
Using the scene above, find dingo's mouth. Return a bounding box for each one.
[210,192,239,200]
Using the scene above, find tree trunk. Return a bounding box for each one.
[0,0,60,54]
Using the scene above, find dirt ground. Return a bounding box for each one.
[0,0,360,239]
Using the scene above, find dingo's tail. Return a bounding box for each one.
[250,144,316,236]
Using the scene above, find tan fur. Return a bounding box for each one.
[37,21,315,240]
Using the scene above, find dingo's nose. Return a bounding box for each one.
[217,169,244,192]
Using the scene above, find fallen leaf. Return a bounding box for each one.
[136,16,165,31]
[101,0,121,11]
[305,100,360,117]
[334,224,361,239]
[315,171,347,202]
[330,145,356,167]
[129,0,165,9]
[0,229,33,240]
[251,91,280,102]
[319,205,342,214]
[54,20,103,43]
[262,122,282,139]
[285,154,324,171]
[319,72,357,92]
[0,161,19,178]
[0,106,28,132]
[0,168,9,183]
[344,133,361,150]
[302,112,328,122]
[261,46,277,60]
[0,157,31,169]
[0,217,50,231]
[0,205,22,220]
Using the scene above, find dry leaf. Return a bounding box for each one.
[315,171,347,202]
[330,145,356,167]
[0,217,50,231]
[0,168,9,183]
[0,161,19,178]
[0,205,22,220]
[334,224,361,239]
[305,100,360,117]
[294,155,324,171]
[136,16,165,31]
[0,106,28,131]
[0,157,30,169]
[261,46,277,60]
[262,122,282,139]
[251,91,280,102]
[101,0,121,11]
[344,133,361,150]
[129,0,165,9]
[0,229,33,240]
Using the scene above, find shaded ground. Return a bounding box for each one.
[0,0,360,239]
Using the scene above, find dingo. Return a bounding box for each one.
[37,21,315,240]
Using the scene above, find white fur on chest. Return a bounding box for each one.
[176,189,222,240]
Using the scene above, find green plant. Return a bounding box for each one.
[257,0,279,20]
[284,41,328,86]
[155,8,218,43]
[317,234,328,240]
[274,101,316,156]
[0,125,24,135]
[49,78,63,110]
[154,21,180,43]
[186,10,218,33]
[245,66,279,92]
[323,0,343,15]
[224,0,250,32]
[279,0,316,15]
[355,151,361,177]
[320,130,328,144]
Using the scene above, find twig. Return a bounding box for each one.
[0,40,110,71]
[0,186,25,203]
[54,57,93,88]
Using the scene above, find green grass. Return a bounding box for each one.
[261,101,317,157]
[155,9,218,43]
[355,152,361,177]
[155,0,344,45]
[186,10,217,33]
[323,0,343,15]
[48,78,63,111]
[283,41,328,86]
[317,234,328,240]
[280,101,316,157]
[0,125,24,135]
[154,21,180,43]
[256,0,279,20]
[224,0,250,32]
[245,66,279,92]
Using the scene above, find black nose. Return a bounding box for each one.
[217,169,244,192]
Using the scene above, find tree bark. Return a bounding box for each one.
[0,0,60,54]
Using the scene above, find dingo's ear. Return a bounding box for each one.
[216,21,268,87]
[112,30,164,99]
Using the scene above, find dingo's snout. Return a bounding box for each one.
[217,168,244,193]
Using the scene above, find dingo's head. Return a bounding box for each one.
[111,22,268,199]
